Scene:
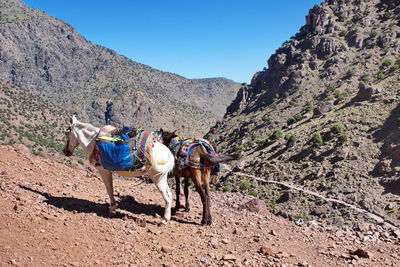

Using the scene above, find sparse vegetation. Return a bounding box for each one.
[270,129,283,140]
[382,59,393,68]
[312,133,324,148]
[345,68,355,78]
[330,123,343,135]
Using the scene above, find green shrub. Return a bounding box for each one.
[382,59,393,68]
[330,123,343,135]
[285,134,298,147]
[270,129,283,140]
[339,30,348,37]
[383,12,391,20]
[312,133,324,148]
[346,68,355,78]
[239,180,252,191]
[360,74,369,83]
[223,184,233,192]
[369,30,378,38]
[304,102,313,112]
[377,71,385,80]
[249,190,258,197]
[262,114,270,122]
[287,113,303,125]
[256,138,268,147]
[327,84,336,93]
[335,91,347,102]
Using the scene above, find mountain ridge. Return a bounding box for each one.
[0,0,240,136]
[207,0,400,226]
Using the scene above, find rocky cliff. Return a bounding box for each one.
[0,0,240,136]
[207,0,400,226]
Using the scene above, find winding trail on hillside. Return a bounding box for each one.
[223,165,399,229]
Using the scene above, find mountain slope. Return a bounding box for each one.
[0,0,240,136]
[207,0,400,226]
[0,79,69,156]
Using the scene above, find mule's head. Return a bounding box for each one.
[159,128,178,146]
[63,115,80,156]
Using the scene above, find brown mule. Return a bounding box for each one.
[161,130,236,225]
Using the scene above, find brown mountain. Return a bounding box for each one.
[0,0,240,136]
[207,0,400,226]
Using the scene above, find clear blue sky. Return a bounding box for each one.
[23,0,322,83]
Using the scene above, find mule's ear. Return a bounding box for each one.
[160,128,164,134]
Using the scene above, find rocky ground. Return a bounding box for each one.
[0,144,399,267]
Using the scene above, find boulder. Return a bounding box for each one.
[268,53,287,70]
[373,160,392,176]
[315,37,341,59]
[313,101,334,116]
[356,83,379,101]
[345,30,367,48]
[238,198,267,214]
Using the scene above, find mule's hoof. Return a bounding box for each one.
[184,207,190,212]
[109,210,117,216]
[109,204,117,216]
[201,219,212,226]
[159,219,168,226]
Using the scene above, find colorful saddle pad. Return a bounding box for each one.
[170,137,220,176]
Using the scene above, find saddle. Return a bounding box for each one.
[169,137,220,176]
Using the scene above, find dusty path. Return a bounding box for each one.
[0,145,399,267]
[223,164,399,229]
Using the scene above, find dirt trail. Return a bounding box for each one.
[0,145,399,267]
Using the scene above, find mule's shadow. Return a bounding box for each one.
[20,185,198,225]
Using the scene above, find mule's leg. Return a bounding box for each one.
[190,169,211,225]
[98,168,117,216]
[201,169,212,225]
[149,170,172,223]
[184,177,190,212]
[175,175,181,210]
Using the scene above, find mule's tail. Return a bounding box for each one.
[208,154,237,164]
[198,146,237,165]
[148,141,175,175]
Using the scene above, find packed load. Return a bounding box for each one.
[94,126,162,171]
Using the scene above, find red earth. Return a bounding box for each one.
[0,145,399,266]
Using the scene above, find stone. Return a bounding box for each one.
[222,254,237,261]
[260,246,274,256]
[373,160,391,176]
[238,198,267,214]
[138,218,147,228]
[210,237,219,248]
[356,83,379,101]
[312,206,326,217]
[269,229,277,236]
[161,246,173,253]
[313,101,334,116]
[351,248,372,258]
[335,148,349,160]
[393,230,400,239]
[221,238,230,244]
[275,251,290,259]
